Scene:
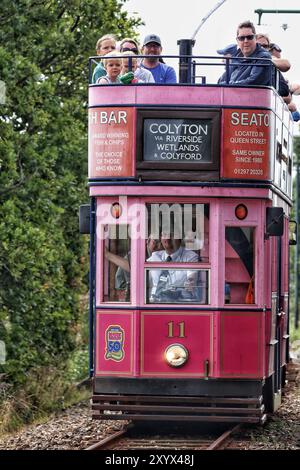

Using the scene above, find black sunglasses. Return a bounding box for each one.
[121,47,138,54]
[237,34,255,41]
[260,44,270,49]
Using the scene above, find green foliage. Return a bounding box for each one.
[0,0,141,404]
[0,365,90,433]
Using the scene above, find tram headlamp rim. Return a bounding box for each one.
[164,343,189,368]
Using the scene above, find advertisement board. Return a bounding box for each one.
[88,107,134,178]
[222,109,271,180]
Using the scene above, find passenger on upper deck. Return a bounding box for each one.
[218,21,272,87]
[140,34,177,84]
[92,34,116,84]
[120,52,141,84]
[97,53,122,84]
[119,38,155,83]
[255,34,290,101]
[256,35,291,72]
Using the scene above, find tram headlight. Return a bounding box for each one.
[165,343,189,367]
[235,204,248,220]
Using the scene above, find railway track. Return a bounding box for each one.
[85,423,241,450]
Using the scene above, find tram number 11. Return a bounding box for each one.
[167,321,186,338]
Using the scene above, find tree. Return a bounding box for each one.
[0,0,142,389]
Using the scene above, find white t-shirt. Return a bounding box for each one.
[135,67,155,83]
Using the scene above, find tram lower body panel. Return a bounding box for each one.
[92,308,269,423]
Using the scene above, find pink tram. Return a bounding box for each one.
[81,52,296,424]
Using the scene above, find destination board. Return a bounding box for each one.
[143,118,212,163]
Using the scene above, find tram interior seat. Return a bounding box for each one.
[225,241,251,304]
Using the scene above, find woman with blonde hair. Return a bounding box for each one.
[92,34,116,83]
[119,37,154,83]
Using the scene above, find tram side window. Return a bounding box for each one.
[103,224,130,302]
[225,227,254,304]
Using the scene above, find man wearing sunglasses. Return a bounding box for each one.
[119,38,155,83]
[218,21,272,87]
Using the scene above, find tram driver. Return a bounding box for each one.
[147,232,205,303]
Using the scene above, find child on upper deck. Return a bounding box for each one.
[97,53,122,84]
[120,51,145,83]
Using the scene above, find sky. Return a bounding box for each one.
[123,0,300,130]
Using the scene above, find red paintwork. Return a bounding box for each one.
[140,312,213,377]
[94,309,268,379]
[219,312,264,378]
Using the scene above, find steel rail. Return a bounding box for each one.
[206,424,241,450]
[85,428,128,450]
[85,423,242,451]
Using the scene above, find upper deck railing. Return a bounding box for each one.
[88,53,282,91]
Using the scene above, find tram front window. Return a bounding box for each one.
[103,224,130,302]
[145,203,210,304]
[146,268,208,304]
[145,203,209,261]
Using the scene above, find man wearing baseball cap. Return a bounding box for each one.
[141,34,177,83]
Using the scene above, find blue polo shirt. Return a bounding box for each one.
[141,62,177,84]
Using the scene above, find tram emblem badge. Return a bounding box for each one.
[105,325,125,362]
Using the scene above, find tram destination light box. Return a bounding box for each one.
[136,109,220,179]
[144,118,212,164]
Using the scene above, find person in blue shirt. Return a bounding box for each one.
[140,34,177,84]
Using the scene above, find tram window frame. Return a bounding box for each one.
[136,108,220,180]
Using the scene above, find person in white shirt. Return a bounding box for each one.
[147,233,201,303]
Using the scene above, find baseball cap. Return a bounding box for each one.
[216,44,238,56]
[143,34,161,46]
[269,43,281,52]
